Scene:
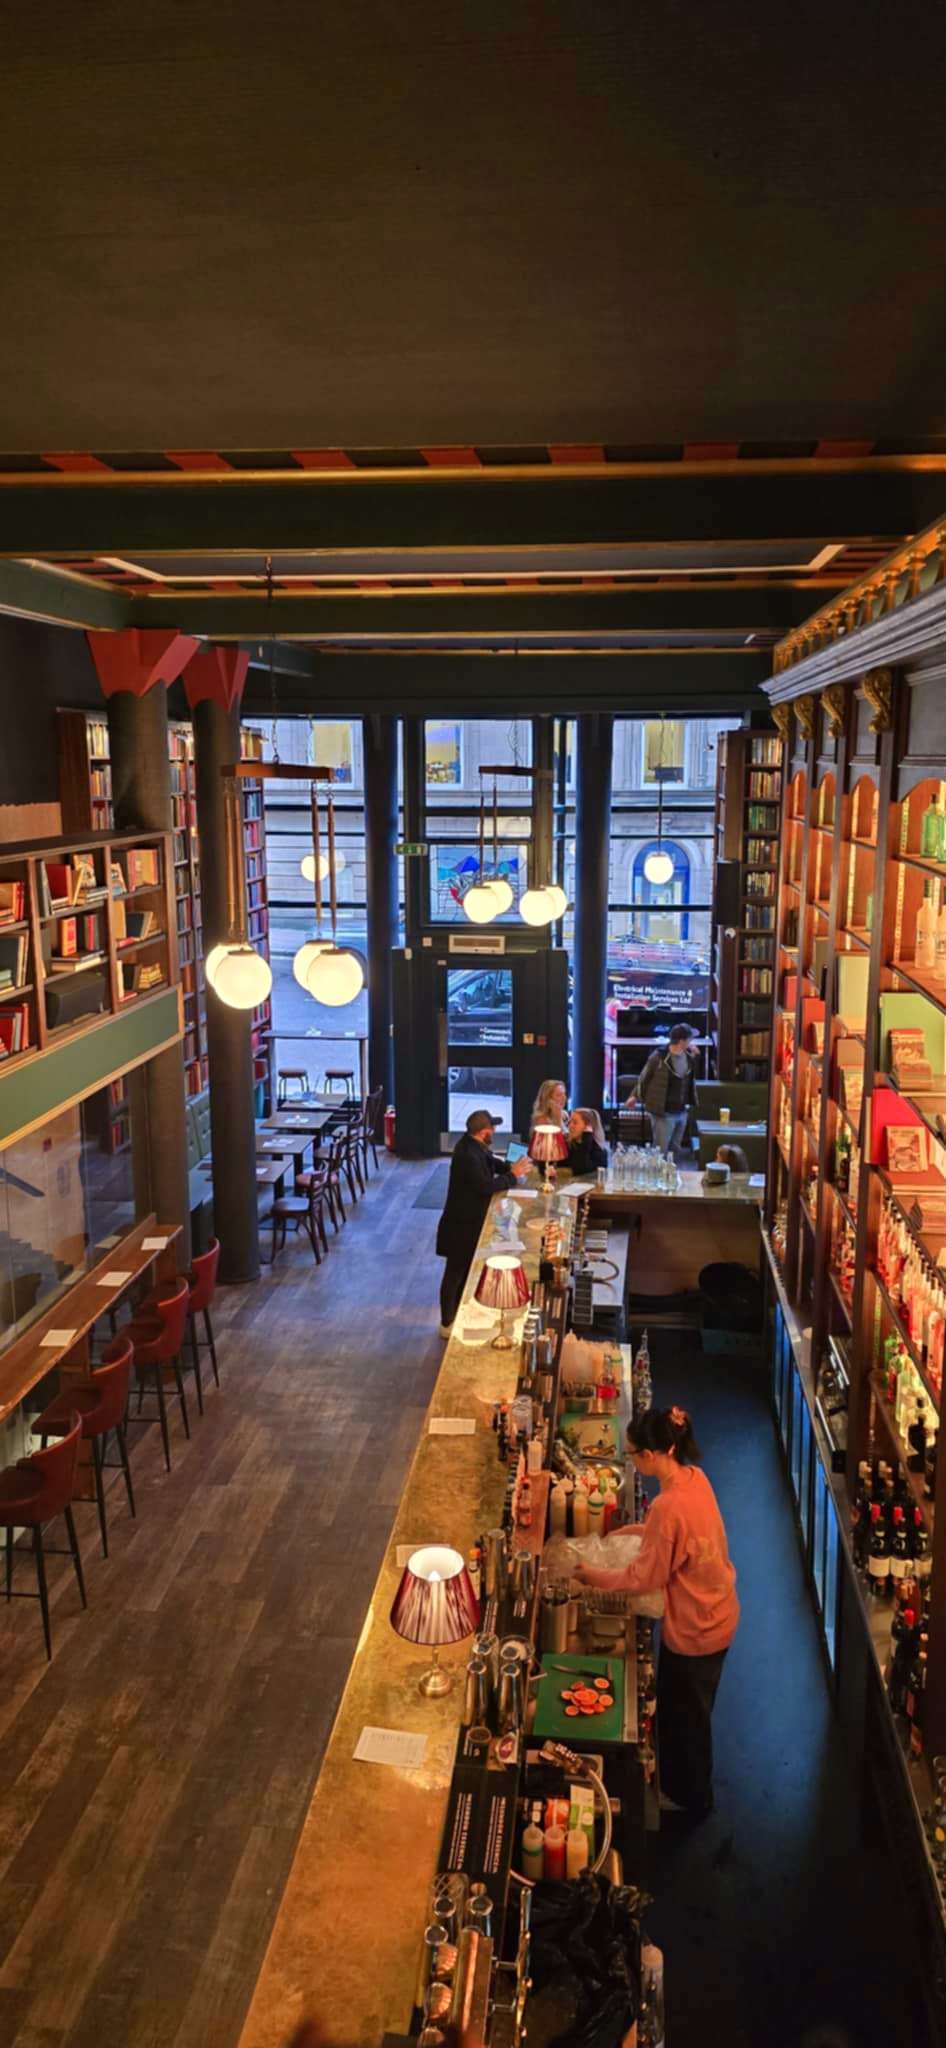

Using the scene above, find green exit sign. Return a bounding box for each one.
[395,840,428,857]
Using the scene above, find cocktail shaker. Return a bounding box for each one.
[540,1588,570,1654]
[484,1527,507,1600]
[462,1655,490,1726]
[497,1662,523,1731]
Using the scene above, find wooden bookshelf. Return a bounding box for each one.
[711,728,781,1080]
[57,710,113,834]
[168,721,208,1099]
[0,829,178,1075]
[240,726,273,1088]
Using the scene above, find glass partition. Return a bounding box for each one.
[0,1081,137,1349]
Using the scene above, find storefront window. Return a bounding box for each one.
[426,720,462,787]
[643,719,685,785]
[312,720,356,785]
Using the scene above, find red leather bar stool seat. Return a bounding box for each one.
[32,1336,136,1558]
[127,1280,191,1472]
[0,1414,87,1659]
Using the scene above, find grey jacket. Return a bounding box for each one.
[633,1046,697,1118]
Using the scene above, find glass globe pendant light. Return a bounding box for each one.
[462,781,499,925]
[520,886,557,927]
[300,780,365,1007]
[481,771,514,914]
[643,716,675,884]
[209,774,273,1011]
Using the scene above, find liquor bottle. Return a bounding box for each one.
[935,889,946,982]
[908,1397,928,1474]
[890,1505,912,1589]
[917,881,937,969]
[867,1504,891,1599]
[921,788,941,860]
[835,1122,851,1195]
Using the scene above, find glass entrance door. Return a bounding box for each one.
[438,950,568,1148]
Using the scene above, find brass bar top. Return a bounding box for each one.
[239,1186,570,2048]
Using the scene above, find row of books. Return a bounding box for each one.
[120,960,165,999]
[748,772,781,801]
[746,838,778,866]
[0,879,25,925]
[740,967,773,994]
[739,1030,771,1056]
[0,932,29,989]
[746,802,780,832]
[750,736,783,767]
[0,1002,30,1056]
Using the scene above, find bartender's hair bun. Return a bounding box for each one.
[627,1405,701,1465]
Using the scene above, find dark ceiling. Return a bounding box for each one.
[4,0,946,452]
[1,3,945,710]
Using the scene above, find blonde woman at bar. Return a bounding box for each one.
[530,1078,567,1133]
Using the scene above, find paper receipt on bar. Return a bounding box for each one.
[41,1330,77,1348]
[354,1726,428,1770]
[142,1237,169,1250]
[429,1416,476,1435]
[96,1271,134,1286]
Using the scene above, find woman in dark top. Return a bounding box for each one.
[566,1107,608,1175]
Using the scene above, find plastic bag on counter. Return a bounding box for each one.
[559,1331,609,1392]
[542,1529,664,1618]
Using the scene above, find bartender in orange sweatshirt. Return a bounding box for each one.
[574,1403,739,1818]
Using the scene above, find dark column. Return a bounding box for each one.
[402,714,426,946]
[573,712,613,1109]
[192,697,261,1283]
[108,687,192,1260]
[363,716,398,1102]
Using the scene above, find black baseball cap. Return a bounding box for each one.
[467,1110,503,1135]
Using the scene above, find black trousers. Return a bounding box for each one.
[440,1251,473,1327]
[657,1640,728,1813]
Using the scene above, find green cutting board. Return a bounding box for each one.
[532,1651,625,1745]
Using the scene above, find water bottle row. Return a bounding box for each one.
[602,1145,680,1194]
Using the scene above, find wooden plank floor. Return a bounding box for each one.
[0,1155,443,2048]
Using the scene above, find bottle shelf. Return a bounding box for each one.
[828,1267,854,1328]
[868,1372,935,1532]
[868,1266,942,1417]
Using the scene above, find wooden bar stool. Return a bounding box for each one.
[0,1413,87,1659]
[32,1336,136,1558]
[127,1281,191,1472]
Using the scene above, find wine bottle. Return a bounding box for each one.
[886,1603,917,1715]
[912,1508,932,1583]
[851,1462,872,1569]
[867,1504,891,1599]
[890,1504,912,1588]
[908,1398,928,1474]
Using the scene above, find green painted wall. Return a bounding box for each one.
[0,989,180,1148]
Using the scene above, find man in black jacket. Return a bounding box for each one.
[436,1110,532,1335]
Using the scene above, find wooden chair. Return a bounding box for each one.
[361,1084,385,1175]
[267,1173,327,1265]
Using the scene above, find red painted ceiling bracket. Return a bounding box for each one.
[86,628,200,697]
[182,644,250,713]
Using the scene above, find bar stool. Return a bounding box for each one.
[31,1336,136,1558]
[127,1280,191,1472]
[324,1068,356,1101]
[277,1066,309,1107]
[187,1238,221,1406]
[0,1413,86,1659]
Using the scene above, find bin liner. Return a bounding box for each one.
[542,1530,664,1619]
[526,1871,640,2048]
[698,1259,763,1331]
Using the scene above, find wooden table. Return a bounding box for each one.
[0,1215,182,1425]
[260,1109,336,1137]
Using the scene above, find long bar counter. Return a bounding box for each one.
[589,1167,762,1298]
[239,1189,626,2048]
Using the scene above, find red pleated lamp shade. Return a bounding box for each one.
[529,1122,568,1164]
[389,1545,481,1648]
[474,1253,530,1313]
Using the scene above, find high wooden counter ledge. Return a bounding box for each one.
[239,1188,612,2048]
